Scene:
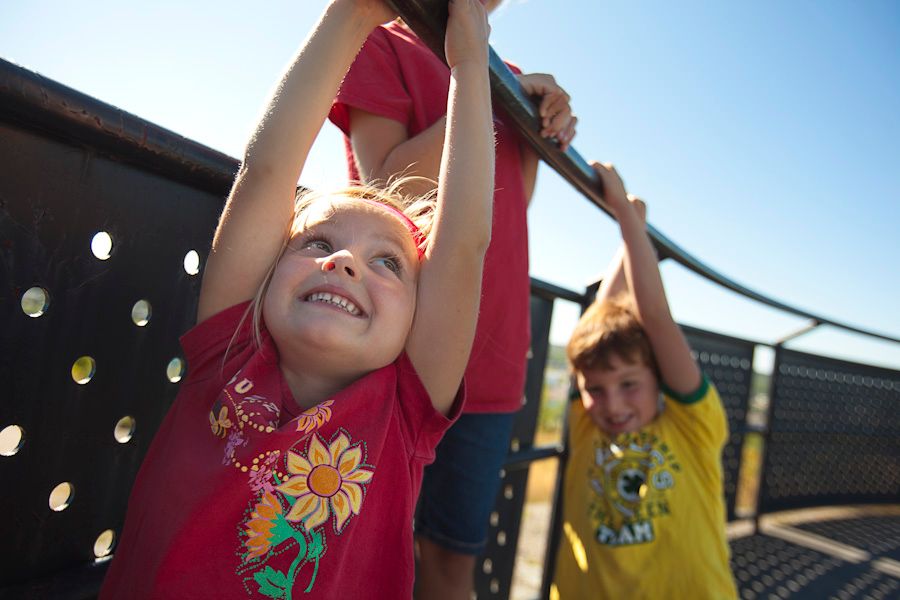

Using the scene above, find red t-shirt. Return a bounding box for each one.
[329,22,530,414]
[100,302,462,599]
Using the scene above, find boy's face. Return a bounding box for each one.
[575,353,660,436]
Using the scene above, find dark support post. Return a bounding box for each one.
[753,321,821,531]
[474,289,555,598]
[538,282,597,600]
[774,320,821,347]
[754,343,781,533]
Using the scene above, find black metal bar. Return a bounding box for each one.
[502,445,563,472]
[0,58,238,195]
[774,319,821,346]
[387,0,900,348]
[538,414,569,600]
[530,277,587,304]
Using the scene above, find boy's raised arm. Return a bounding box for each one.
[591,161,702,395]
[198,0,394,323]
[405,0,494,415]
[593,197,644,306]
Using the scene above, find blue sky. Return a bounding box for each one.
[3,0,899,370]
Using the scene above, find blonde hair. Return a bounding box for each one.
[240,176,437,349]
[566,293,659,378]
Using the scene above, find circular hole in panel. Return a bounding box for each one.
[496,531,507,546]
[71,356,96,385]
[0,425,25,456]
[167,358,185,383]
[49,482,74,511]
[94,529,116,558]
[503,485,513,500]
[131,300,152,327]
[489,579,499,594]
[510,438,520,452]
[489,511,499,527]
[91,232,113,260]
[482,558,492,574]
[183,250,200,276]
[114,416,136,443]
[21,287,50,317]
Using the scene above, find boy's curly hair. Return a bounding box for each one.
[566,293,659,377]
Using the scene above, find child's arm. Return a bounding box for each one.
[348,74,575,202]
[591,161,702,395]
[404,0,494,415]
[197,0,394,323]
[593,196,646,306]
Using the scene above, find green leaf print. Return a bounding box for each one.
[307,529,324,560]
[254,566,288,599]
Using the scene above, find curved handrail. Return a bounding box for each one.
[0,58,238,194]
[389,0,900,346]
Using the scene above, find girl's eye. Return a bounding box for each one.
[304,239,332,253]
[374,256,402,275]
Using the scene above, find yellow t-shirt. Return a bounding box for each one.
[551,378,737,600]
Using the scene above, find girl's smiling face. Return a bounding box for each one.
[263,197,421,376]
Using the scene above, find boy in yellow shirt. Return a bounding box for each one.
[551,161,737,599]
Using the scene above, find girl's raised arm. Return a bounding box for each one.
[197,0,394,323]
[405,0,495,415]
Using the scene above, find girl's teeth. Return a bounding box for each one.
[307,292,360,316]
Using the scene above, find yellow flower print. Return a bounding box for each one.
[295,399,334,435]
[276,431,373,533]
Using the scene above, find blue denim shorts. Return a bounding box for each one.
[416,411,517,555]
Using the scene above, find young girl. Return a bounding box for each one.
[99,0,494,598]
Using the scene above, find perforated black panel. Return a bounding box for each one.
[0,119,228,596]
[759,348,900,513]
[682,326,754,521]
[729,533,899,599]
[827,567,900,600]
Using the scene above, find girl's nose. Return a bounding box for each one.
[321,252,358,279]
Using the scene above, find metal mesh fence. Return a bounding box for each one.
[759,348,900,513]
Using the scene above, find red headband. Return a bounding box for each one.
[360,198,426,260]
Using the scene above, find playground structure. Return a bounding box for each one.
[1,6,898,597]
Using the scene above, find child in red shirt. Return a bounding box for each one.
[328,4,577,596]
[100,0,495,597]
